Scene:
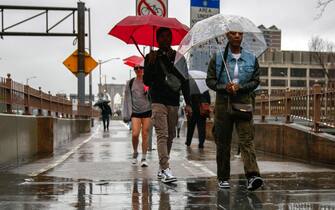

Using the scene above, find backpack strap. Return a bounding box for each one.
[129,78,135,96]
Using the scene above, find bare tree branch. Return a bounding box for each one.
[315,0,334,19]
[309,36,335,80]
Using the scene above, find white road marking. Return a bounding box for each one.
[186,160,217,177]
[29,126,100,177]
[121,121,130,129]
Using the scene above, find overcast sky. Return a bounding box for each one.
[0,0,334,96]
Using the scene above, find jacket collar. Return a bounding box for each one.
[227,47,247,62]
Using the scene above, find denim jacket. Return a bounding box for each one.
[206,48,260,103]
[216,48,257,86]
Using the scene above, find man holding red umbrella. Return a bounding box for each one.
[144,27,192,183]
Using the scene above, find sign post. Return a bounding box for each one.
[77,2,86,105]
[136,0,168,17]
[190,0,220,27]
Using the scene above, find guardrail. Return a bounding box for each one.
[255,81,335,132]
[0,73,100,118]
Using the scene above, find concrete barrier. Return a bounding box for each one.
[199,120,335,166]
[0,114,91,168]
[0,115,37,167]
[252,123,335,166]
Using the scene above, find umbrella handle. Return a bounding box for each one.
[131,36,145,58]
[215,38,232,83]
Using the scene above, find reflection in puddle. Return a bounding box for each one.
[1,172,335,209]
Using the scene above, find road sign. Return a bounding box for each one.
[136,0,168,17]
[63,50,98,76]
[190,0,220,27]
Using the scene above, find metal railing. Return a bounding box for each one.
[255,81,335,132]
[0,73,99,118]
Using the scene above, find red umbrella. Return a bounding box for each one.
[123,55,144,68]
[108,15,189,57]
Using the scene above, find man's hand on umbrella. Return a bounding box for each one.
[226,82,240,95]
[225,83,235,94]
[185,105,193,118]
[147,51,158,64]
[231,83,240,94]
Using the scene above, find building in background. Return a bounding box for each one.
[258,25,282,51]
[56,93,67,99]
[258,50,335,95]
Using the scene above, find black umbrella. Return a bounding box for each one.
[94,99,110,107]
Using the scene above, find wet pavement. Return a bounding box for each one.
[0,121,335,209]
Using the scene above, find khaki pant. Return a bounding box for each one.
[152,103,178,170]
[213,103,260,181]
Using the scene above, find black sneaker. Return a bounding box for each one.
[247,176,263,191]
[218,180,230,189]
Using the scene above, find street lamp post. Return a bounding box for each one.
[98,57,120,97]
[26,76,37,86]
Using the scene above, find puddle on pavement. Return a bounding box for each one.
[0,172,335,209]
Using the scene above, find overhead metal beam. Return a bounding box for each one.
[0,4,87,38]
[4,11,46,31]
[0,5,77,11]
[0,32,79,36]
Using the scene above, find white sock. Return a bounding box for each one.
[142,154,147,160]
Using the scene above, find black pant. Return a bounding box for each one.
[186,114,206,147]
[102,116,110,130]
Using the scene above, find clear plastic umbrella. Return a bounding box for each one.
[188,70,209,94]
[175,14,267,79]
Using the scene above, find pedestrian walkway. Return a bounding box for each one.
[0,121,335,209]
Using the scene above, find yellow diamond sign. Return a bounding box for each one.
[63,50,98,75]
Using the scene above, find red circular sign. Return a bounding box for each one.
[137,0,167,17]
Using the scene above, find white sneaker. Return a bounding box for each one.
[218,180,230,189]
[140,159,148,167]
[161,168,177,183]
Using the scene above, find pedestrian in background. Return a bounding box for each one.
[101,103,112,131]
[144,27,192,183]
[185,90,211,149]
[206,31,263,190]
[123,65,152,167]
[177,96,186,138]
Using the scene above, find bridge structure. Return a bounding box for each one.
[0,2,334,209]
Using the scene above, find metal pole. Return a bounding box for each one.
[77,2,85,105]
[99,61,102,97]
[88,8,94,127]
[88,8,92,103]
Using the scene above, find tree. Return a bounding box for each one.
[316,0,334,19]
[309,36,335,81]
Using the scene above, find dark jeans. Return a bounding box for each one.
[102,116,110,130]
[214,103,260,181]
[186,114,206,147]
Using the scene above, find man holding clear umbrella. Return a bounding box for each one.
[174,14,266,191]
[206,31,263,190]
